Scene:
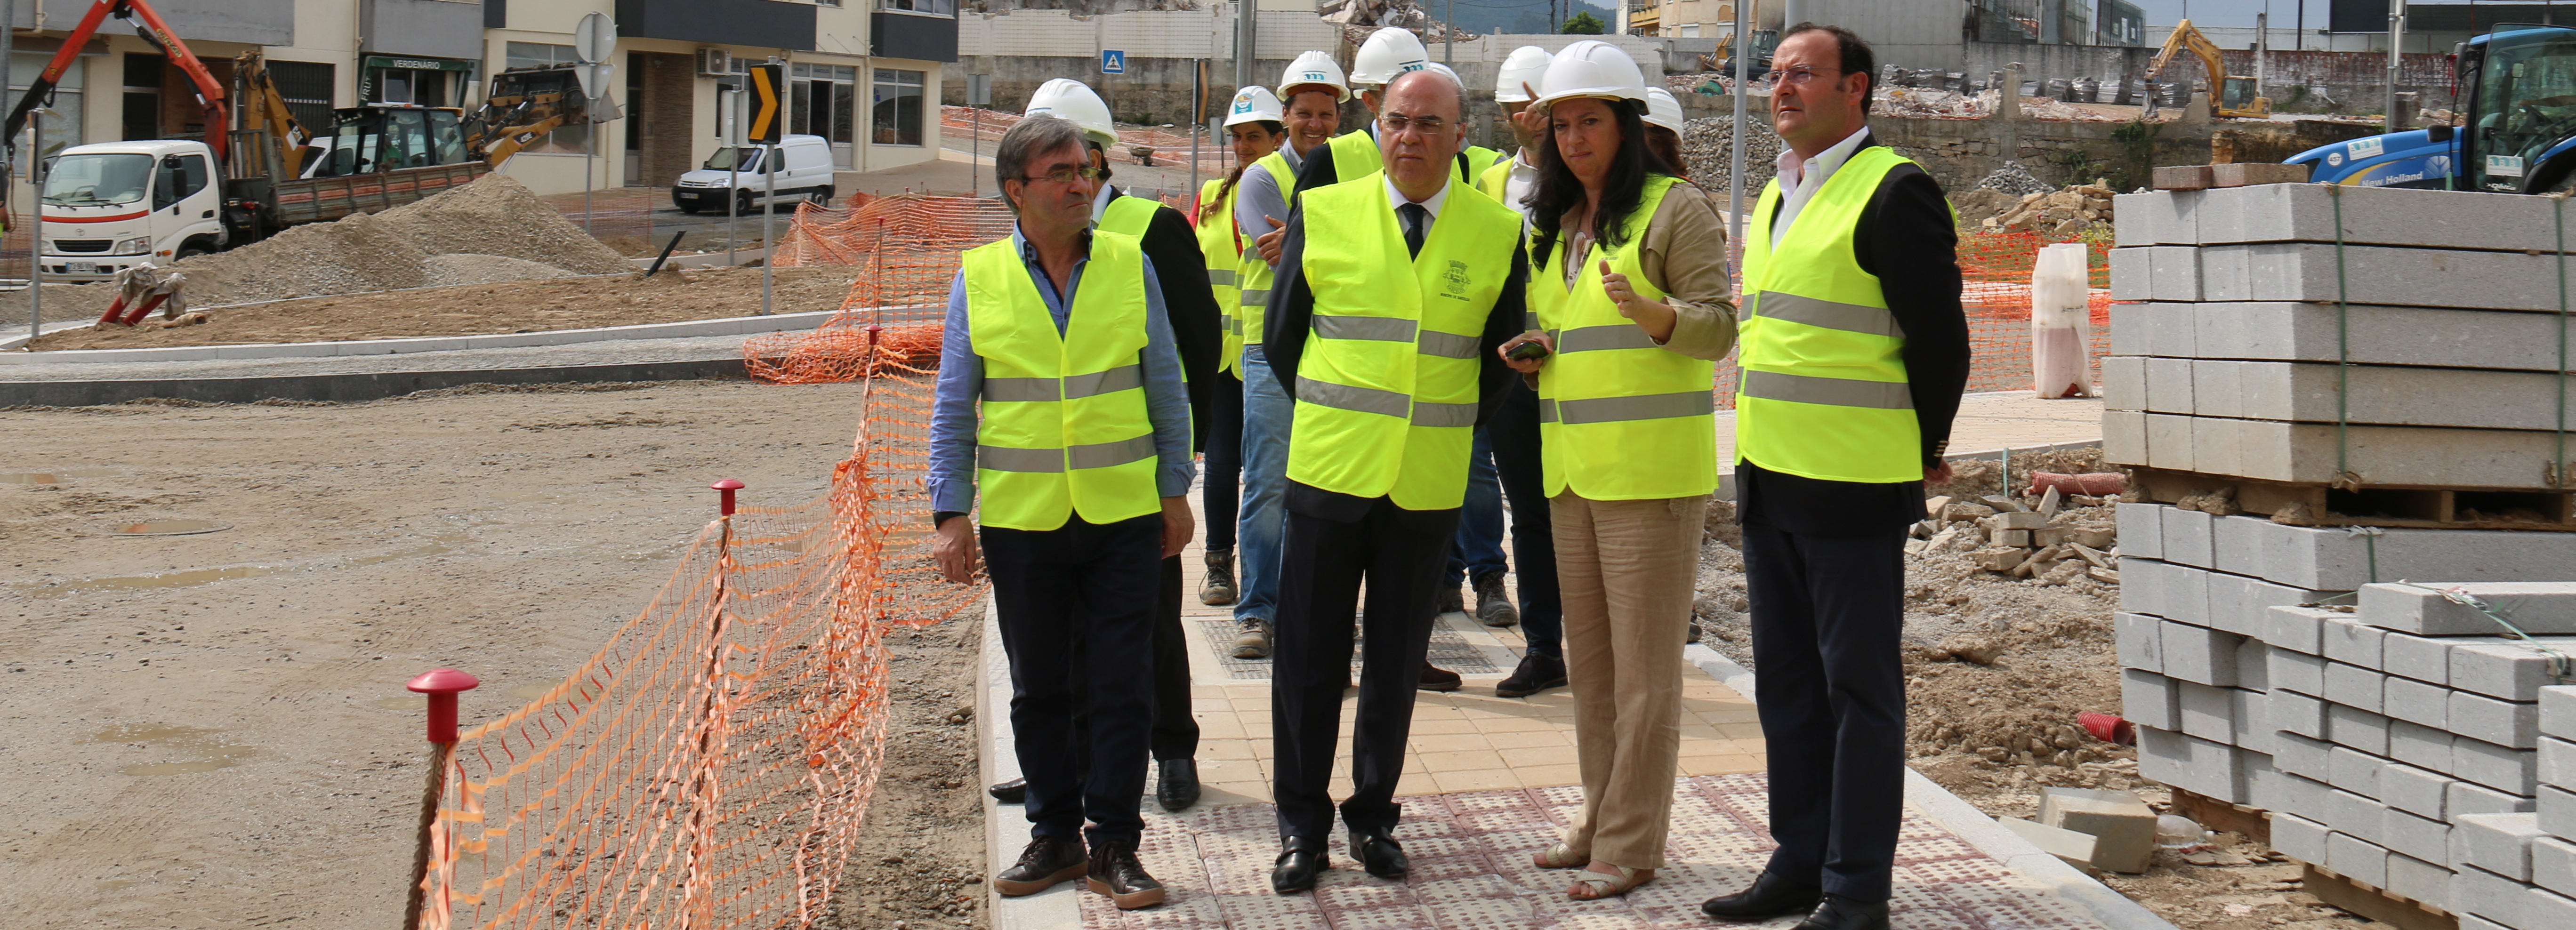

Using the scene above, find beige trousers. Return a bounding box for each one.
[1553,491,1706,871]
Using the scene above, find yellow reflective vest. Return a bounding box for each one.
[1531,175,1718,500]
[1194,178,1245,376]
[962,231,1163,531]
[1736,145,1925,484]
[1097,192,1161,237]
[1285,176,1520,510]
[1323,128,1491,188]
[1235,150,1298,353]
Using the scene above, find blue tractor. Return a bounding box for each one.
[2291,24,2576,193]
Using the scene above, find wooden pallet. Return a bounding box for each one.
[2299,863,2458,930]
[2129,467,2576,532]
[2168,787,2272,845]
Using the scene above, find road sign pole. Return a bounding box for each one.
[757,58,782,316]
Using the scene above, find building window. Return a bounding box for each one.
[872,69,924,146]
[266,60,337,135]
[792,63,857,167]
[877,0,955,14]
[13,51,83,156]
[502,42,589,154]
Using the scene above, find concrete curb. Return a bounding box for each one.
[980,594,1086,930]
[1,357,749,408]
[1681,644,2181,930]
[0,308,841,364]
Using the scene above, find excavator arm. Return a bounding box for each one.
[461,65,587,166]
[3,0,228,162]
[2141,18,2270,118]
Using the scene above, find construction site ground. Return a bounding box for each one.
[22,265,863,352]
[0,380,996,930]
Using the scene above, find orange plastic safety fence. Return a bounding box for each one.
[412,360,982,930]
[941,105,1231,176]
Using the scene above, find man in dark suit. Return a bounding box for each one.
[1695,24,1969,930]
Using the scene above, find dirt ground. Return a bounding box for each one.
[1695,446,2389,929]
[0,380,982,929]
[26,265,864,352]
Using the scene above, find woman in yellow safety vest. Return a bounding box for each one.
[1498,39,1741,903]
[1191,87,1287,606]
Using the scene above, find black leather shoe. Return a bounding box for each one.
[988,777,1027,804]
[1793,895,1890,930]
[1495,650,1567,698]
[1155,757,1201,812]
[1417,661,1462,692]
[1348,829,1409,879]
[992,835,1086,896]
[1086,837,1167,909]
[1699,870,1825,921]
[1271,840,1327,894]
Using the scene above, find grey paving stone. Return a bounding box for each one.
[2108,244,2151,301]
[2274,730,2333,780]
[2188,241,2575,312]
[2383,633,2451,686]
[2270,811,2330,864]
[2391,719,2455,772]
[2181,181,2576,252]
[2145,357,2197,424]
[2327,830,2391,887]
[2115,612,2162,672]
[2381,760,2455,820]
[2455,812,2547,882]
[2383,674,2450,729]
[2180,681,2237,743]
[2112,360,2576,432]
[2359,583,2576,636]
[2526,883,2576,930]
[2326,662,2386,714]
[2118,301,2576,371]
[2212,516,2267,578]
[2271,688,2327,738]
[2456,865,2533,929]
[2279,771,2333,821]
[2129,413,2576,492]
[2532,835,2576,899]
[2123,668,2180,730]
[2162,619,2242,687]
[2236,637,2272,692]
[2456,738,2544,798]
[2272,647,2327,696]
[2147,246,2202,302]
[2334,788,2392,847]
[2385,851,2452,913]
[2161,505,2214,569]
[2543,785,2576,840]
[2545,687,2576,742]
[2103,409,2148,465]
[2270,606,2330,656]
[2448,642,2576,701]
[2324,617,2389,669]
[2454,690,2543,749]
[2542,737,2576,791]
[2115,504,2164,561]
[2330,745,2386,795]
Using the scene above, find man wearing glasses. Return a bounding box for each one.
[1696,24,1968,930]
[1257,66,1530,895]
[929,114,1195,912]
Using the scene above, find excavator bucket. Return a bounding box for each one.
[464,65,588,166]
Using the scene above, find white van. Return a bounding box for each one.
[670,134,835,214]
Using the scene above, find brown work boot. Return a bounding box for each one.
[1087,837,1167,909]
[994,835,1087,896]
[1418,661,1462,692]
[1472,571,1519,627]
[1231,617,1272,659]
[1200,549,1237,606]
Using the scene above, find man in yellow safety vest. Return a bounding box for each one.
[1256,66,1530,895]
[1694,24,1970,930]
[929,114,1198,913]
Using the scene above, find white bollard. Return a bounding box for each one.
[2031,241,2094,399]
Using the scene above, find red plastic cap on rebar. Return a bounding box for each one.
[712,478,746,516]
[408,668,481,744]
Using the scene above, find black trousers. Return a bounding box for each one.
[1483,379,1562,657]
[1149,554,1199,760]
[1270,498,1458,842]
[1742,521,1908,904]
[1204,369,1244,552]
[985,514,1162,846]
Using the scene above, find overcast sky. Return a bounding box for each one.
[2127,0,2323,30]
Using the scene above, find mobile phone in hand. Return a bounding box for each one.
[1506,339,1551,361]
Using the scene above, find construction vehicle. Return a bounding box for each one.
[2142,18,2270,118]
[5,0,588,280]
[2290,24,2576,194]
[1700,28,1777,81]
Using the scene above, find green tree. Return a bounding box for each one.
[1563,11,1605,33]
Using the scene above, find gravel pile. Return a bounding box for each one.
[425,254,578,288]
[1678,116,1782,206]
[167,174,628,308]
[1973,160,2054,198]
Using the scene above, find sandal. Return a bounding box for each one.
[1532,842,1588,869]
[1566,863,1655,901]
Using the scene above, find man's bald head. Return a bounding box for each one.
[1385,68,1465,123]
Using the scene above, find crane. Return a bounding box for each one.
[3,0,228,161]
[2144,18,2271,119]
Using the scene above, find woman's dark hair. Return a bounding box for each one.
[1644,125,1687,179]
[1201,120,1286,228]
[1528,98,1668,263]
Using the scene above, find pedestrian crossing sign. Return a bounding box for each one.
[1101,49,1127,74]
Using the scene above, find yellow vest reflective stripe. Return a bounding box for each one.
[1736,145,1924,484]
[1195,178,1245,376]
[1286,174,1520,510]
[964,232,1162,530]
[1531,176,1719,500]
[1098,193,1161,237]
[1234,151,1297,350]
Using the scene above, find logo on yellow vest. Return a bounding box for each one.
[1441,260,1469,299]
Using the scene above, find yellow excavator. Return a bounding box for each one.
[2145,19,2271,118]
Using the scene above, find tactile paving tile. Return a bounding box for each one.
[1072,773,2117,929]
[1194,618,1503,680]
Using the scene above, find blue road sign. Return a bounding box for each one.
[1101,49,1126,74]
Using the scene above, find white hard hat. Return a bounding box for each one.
[1423,62,1463,87]
[1533,39,1649,112]
[1223,86,1286,128]
[1280,50,1352,104]
[1350,27,1430,87]
[1494,45,1553,103]
[1024,78,1119,149]
[1643,87,1684,133]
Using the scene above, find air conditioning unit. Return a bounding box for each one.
[697,48,733,77]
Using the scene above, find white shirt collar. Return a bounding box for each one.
[1385,173,1451,222]
[1775,124,1872,191]
[1088,183,1117,224]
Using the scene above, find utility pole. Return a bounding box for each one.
[1726,0,1747,248]
[1235,0,1257,89]
[1444,0,1454,66]
[2256,9,2268,100]
[2385,0,2406,133]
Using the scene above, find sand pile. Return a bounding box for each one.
[425,254,575,288]
[167,174,628,307]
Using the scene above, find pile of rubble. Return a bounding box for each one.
[1324,4,1471,38]
[1876,87,1993,119]
[1676,116,1783,201]
[1914,476,2123,588]
[1952,175,2117,238]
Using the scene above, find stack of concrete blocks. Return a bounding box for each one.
[2103,181,2576,916]
[2102,183,2576,488]
[2436,677,2576,929]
